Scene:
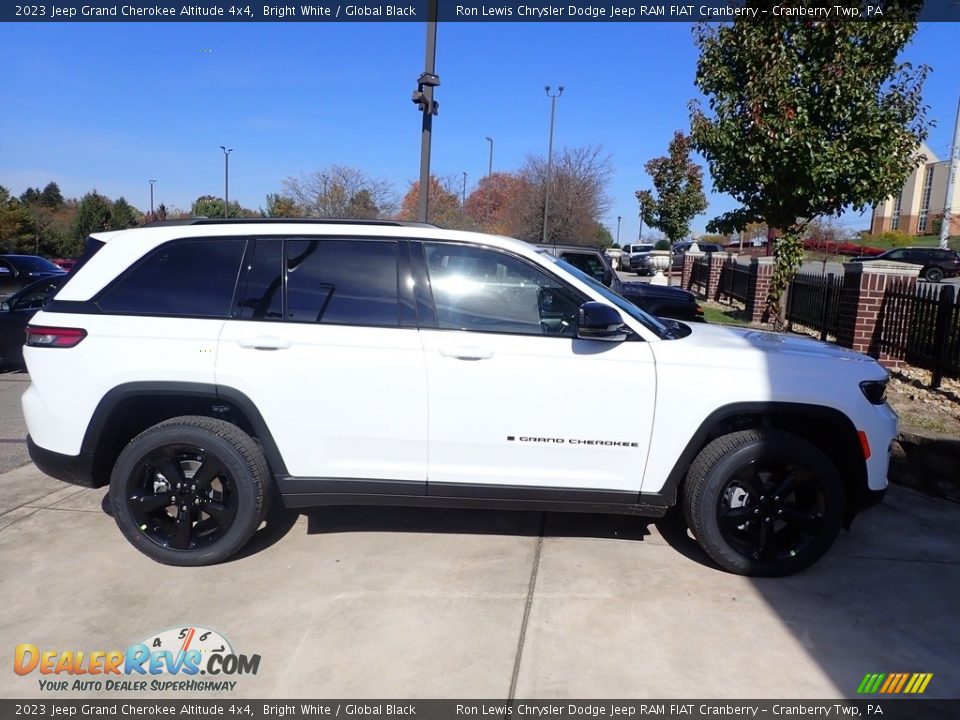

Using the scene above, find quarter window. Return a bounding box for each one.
[423,244,582,336]
[98,239,246,317]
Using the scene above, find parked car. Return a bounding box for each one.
[0,255,67,299]
[0,275,67,369]
[537,244,703,321]
[624,243,656,274]
[618,243,653,273]
[671,242,724,270]
[850,247,960,283]
[25,219,894,576]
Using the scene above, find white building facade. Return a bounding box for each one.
[871,142,960,237]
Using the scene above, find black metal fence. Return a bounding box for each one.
[718,259,751,305]
[690,255,710,290]
[877,282,959,389]
[786,271,844,341]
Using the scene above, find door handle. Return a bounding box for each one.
[438,345,494,360]
[237,336,291,351]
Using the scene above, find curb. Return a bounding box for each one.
[890,427,960,503]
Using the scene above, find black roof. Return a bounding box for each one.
[143,217,438,229]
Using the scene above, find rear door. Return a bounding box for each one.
[215,236,428,488]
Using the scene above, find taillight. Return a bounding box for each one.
[25,325,87,348]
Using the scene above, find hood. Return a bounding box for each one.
[620,281,696,301]
[672,321,878,364]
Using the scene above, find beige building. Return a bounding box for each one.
[870,142,960,237]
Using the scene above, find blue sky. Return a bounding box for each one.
[0,20,957,239]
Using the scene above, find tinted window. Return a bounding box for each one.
[561,252,606,280]
[9,256,64,274]
[884,249,906,261]
[237,239,283,321]
[286,239,399,326]
[424,244,582,336]
[98,239,245,317]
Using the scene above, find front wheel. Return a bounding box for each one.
[109,416,270,566]
[681,429,845,576]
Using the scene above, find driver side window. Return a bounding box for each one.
[423,244,582,337]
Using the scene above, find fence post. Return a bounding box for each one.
[746,257,775,324]
[682,250,702,292]
[819,273,835,342]
[931,284,955,389]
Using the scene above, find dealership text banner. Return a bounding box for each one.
[5,0,960,22]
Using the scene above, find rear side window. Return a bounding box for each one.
[98,238,245,317]
[285,239,399,326]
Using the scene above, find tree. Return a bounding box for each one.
[263,193,301,218]
[110,197,140,230]
[398,176,463,228]
[690,5,932,327]
[281,166,396,219]
[70,191,113,250]
[191,195,243,218]
[635,131,707,243]
[511,146,614,243]
[464,172,529,235]
[0,186,33,254]
[593,223,614,249]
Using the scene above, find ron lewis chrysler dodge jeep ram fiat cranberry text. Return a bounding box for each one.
[22,219,896,575]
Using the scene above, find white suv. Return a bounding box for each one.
[23,220,896,575]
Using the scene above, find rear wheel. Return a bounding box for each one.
[924,266,944,283]
[110,416,270,566]
[681,429,845,576]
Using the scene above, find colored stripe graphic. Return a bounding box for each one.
[857,672,932,694]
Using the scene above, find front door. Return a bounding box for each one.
[416,242,656,494]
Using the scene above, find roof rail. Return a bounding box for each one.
[143,217,438,229]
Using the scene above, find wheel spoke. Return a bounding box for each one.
[756,521,775,560]
[719,506,754,529]
[781,507,823,535]
[169,510,193,549]
[192,456,224,491]
[128,492,171,514]
[203,501,236,527]
[733,464,765,499]
[155,456,186,487]
[771,470,796,500]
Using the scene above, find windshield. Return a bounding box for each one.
[10,256,65,274]
[539,252,669,337]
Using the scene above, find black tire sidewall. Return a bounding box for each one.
[110,423,264,566]
[688,432,845,577]
[925,267,943,283]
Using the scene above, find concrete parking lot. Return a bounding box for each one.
[1,372,958,699]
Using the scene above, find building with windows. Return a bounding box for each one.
[870,142,960,236]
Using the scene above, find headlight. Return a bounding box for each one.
[860,380,888,405]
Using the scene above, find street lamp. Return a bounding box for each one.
[485,136,494,177]
[543,85,564,246]
[149,180,157,220]
[461,171,467,223]
[616,215,621,246]
[412,0,440,223]
[219,146,233,218]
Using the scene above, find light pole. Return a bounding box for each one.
[219,146,233,218]
[412,0,440,223]
[149,180,157,220]
[461,171,467,223]
[638,213,644,242]
[543,85,563,247]
[616,216,621,246]
[485,136,494,177]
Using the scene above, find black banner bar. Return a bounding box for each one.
[3,0,960,23]
[2,700,959,720]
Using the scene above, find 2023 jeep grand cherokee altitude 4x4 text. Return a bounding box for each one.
[23,219,896,575]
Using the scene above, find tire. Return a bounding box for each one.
[681,429,845,577]
[109,416,270,566]
[924,266,944,283]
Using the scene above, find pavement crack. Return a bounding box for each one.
[507,512,545,704]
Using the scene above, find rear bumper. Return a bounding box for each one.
[27,435,98,487]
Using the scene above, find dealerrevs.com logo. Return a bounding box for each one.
[14,626,260,693]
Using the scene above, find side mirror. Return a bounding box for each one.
[601,268,613,286]
[577,302,627,342]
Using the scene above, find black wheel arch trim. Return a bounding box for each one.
[76,381,288,486]
[644,401,869,515]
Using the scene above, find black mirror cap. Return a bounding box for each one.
[577,302,627,341]
[601,268,613,286]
